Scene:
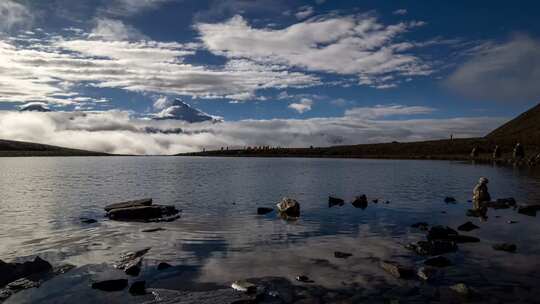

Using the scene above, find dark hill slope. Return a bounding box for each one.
[487,103,540,145]
[0,139,109,157]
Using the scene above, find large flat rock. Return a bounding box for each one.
[104,199,153,212]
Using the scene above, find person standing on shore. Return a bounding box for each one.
[473,177,491,204]
[492,145,501,159]
[513,143,525,160]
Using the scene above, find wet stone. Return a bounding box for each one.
[257,207,274,215]
[406,240,458,256]
[129,280,146,295]
[457,221,479,232]
[351,195,368,209]
[276,198,300,218]
[6,278,39,291]
[80,217,97,224]
[417,266,438,281]
[379,261,414,279]
[141,227,165,233]
[295,275,314,283]
[424,256,452,268]
[334,251,353,259]
[328,196,345,207]
[91,279,128,292]
[444,197,457,203]
[157,262,173,270]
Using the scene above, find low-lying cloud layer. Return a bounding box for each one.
[0,105,505,155]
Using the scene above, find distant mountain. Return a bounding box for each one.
[18,102,52,112]
[153,99,220,123]
[487,102,540,145]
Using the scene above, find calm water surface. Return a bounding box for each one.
[1,157,540,303]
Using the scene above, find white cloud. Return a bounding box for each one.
[393,9,408,16]
[344,104,435,119]
[446,35,540,102]
[0,106,505,155]
[0,0,32,32]
[102,0,172,16]
[153,96,172,109]
[288,98,313,113]
[196,14,432,89]
[295,6,314,20]
[89,18,147,41]
[0,31,319,105]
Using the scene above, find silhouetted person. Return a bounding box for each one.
[492,145,501,159]
[513,143,524,160]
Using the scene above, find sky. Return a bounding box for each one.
[0,0,539,154]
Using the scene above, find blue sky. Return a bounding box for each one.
[0,0,539,154]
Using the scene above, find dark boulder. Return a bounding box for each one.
[104,198,152,212]
[257,207,274,215]
[351,195,368,209]
[417,266,439,281]
[129,281,146,295]
[457,221,479,232]
[334,251,352,259]
[157,262,172,270]
[91,279,128,292]
[379,261,414,279]
[114,248,150,276]
[486,198,516,209]
[295,275,313,283]
[427,226,458,241]
[424,256,452,267]
[0,256,52,287]
[106,205,179,222]
[406,240,458,256]
[411,222,429,231]
[80,217,97,224]
[328,196,345,207]
[493,243,517,253]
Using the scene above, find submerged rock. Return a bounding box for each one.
[486,198,516,209]
[444,197,457,203]
[457,221,479,232]
[91,279,128,292]
[351,195,368,209]
[80,217,97,224]
[104,198,152,212]
[427,226,479,243]
[276,198,300,218]
[334,251,353,259]
[518,204,540,216]
[295,275,313,283]
[406,240,458,256]
[493,243,517,253]
[6,278,39,291]
[424,256,452,268]
[379,261,414,279]
[106,205,180,222]
[129,281,146,295]
[328,196,345,207]
[141,227,165,233]
[257,207,274,215]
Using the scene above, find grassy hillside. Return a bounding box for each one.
[0,139,109,157]
[487,103,540,145]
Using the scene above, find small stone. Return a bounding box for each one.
[457,221,479,232]
[295,275,313,283]
[379,261,414,279]
[507,220,518,224]
[518,204,540,216]
[334,251,353,259]
[444,197,457,203]
[6,278,39,290]
[328,196,345,207]
[417,267,438,281]
[493,243,517,253]
[91,279,128,292]
[129,281,146,295]
[384,200,390,204]
[80,217,97,224]
[257,207,274,215]
[450,283,470,296]
[424,256,452,267]
[406,240,458,256]
[351,195,368,209]
[372,199,379,203]
[231,280,257,293]
[141,227,165,233]
[124,259,141,276]
[157,262,172,270]
[427,226,458,241]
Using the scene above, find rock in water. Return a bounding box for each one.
[424,256,452,267]
[334,251,353,259]
[257,207,274,215]
[92,279,128,292]
[276,198,300,218]
[417,267,438,281]
[406,240,458,256]
[351,195,368,209]
[0,256,52,287]
[157,262,172,270]
[518,204,540,216]
[379,261,414,279]
[141,227,165,233]
[106,205,179,222]
[114,248,150,276]
[411,222,429,231]
[295,275,313,283]
[80,217,97,224]
[6,278,40,291]
[450,283,471,296]
[129,281,146,295]
[328,196,345,207]
[493,243,517,253]
[104,198,152,212]
[427,226,459,241]
[457,221,479,232]
[444,197,457,203]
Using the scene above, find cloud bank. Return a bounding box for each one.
[0,106,505,155]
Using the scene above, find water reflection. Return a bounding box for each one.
[1,157,540,303]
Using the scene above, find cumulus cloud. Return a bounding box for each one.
[445,35,540,102]
[393,9,408,16]
[196,14,432,88]
[288,98,313,113]
[0,0,32,32]
[89,18,147,41]
[0,106,505,155]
